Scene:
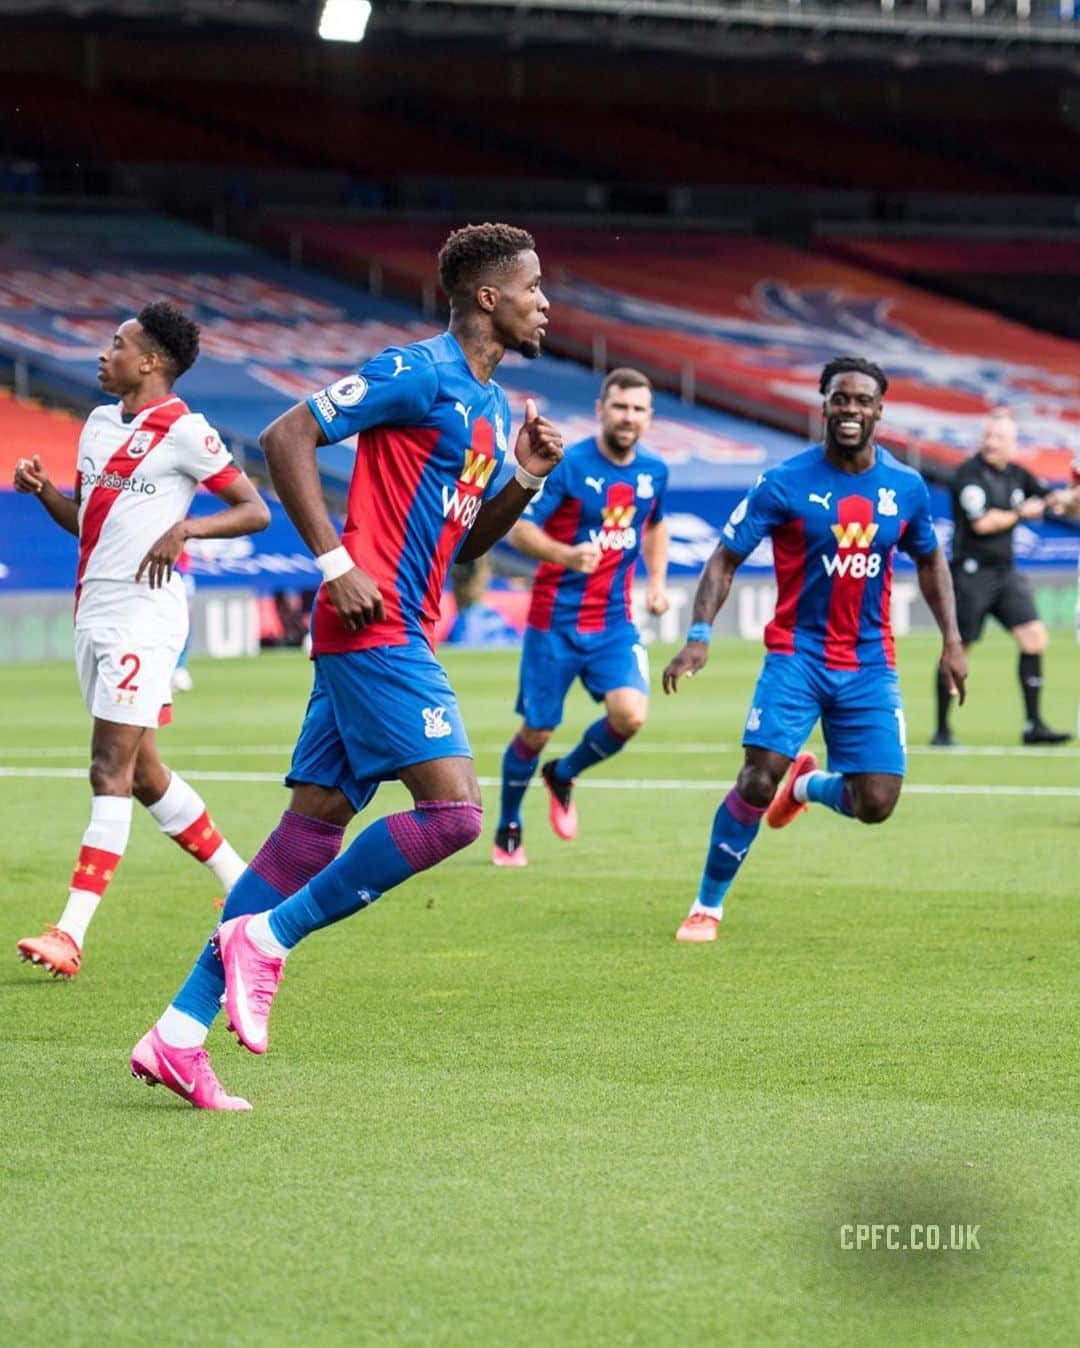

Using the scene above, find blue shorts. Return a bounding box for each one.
[515,624,649,731]
[743,651,906,777]
[286,644,473,811]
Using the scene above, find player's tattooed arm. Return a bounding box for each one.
[916,546,967,706]
[457,400,563,563]
[13,455,80,535]
[662,544,742,694]
[261,401,384,631]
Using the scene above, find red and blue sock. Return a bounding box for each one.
[268,801,483,949]
[499,734,540,830]
[693,788,765,914]
[802,771,854,817]
[171,810,345,1028]
[554,717,629,782]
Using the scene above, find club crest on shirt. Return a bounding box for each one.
[328,375,368,408]
[877,488,898,517]
[127,430,154,458]
[636,472,654,499]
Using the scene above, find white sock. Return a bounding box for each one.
[793,772,815,804]
[689,900,723,921]
[156,1005,209,1049]
[246,911,291,960]
[146,771,203,833]
[57,891,101,948]
[206,839,247,891]
[58,795,133,946]
[147,772,246,889]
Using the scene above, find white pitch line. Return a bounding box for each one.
[1,766,1078,798]
[2,742,1079,760]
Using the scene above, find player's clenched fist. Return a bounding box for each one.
[325,566,385,632]
[646,585,670,616]
[567,542,600,574]
[14,454,48,494]
[662,641,709,695]
[515,398,563,481]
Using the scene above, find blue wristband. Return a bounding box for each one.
[687,621,712,644]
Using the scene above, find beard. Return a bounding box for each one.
[826,421,874,457]
[601,429,637,460]
[517,338,541,360]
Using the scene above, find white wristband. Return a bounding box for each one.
[315,545,355,582]
[514,463,545,492]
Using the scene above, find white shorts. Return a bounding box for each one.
[74,587,187,728]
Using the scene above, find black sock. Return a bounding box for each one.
[935,667,952,735]
[1019,652,1042,727]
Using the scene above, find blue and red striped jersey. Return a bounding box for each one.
[723,444,938,670]
[306,332,510,653]
[523,437,668,634]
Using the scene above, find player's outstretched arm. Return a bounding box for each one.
[662,544,742,694]
[135,476,270,589]
[456,400,563,563]
[261,401,384,632]
[915,546,967,706]
[14,455,79,536]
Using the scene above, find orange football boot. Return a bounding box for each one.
[17,925,82,979]
[675,912,721,943]
[765,751,819,830]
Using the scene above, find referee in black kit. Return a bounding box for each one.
[933,407,1071,747]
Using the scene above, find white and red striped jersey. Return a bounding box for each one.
[74,393,239,620]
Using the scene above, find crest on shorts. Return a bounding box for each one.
[422,706,452,739]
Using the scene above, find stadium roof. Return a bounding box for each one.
[10,0,1080,69]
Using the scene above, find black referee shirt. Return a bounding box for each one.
[949,453,1049,569]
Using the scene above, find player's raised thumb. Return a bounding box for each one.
[524,398,538,424]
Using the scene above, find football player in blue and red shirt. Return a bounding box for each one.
[131,224,563,1108]
[493,369,670,866]
[663,356,967,944]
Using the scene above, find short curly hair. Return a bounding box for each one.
[819,355,888,397]
[137,300,200,379]
[437,222,536,304]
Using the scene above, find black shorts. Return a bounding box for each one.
[951,564,1039,644]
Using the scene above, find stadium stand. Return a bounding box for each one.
[258,218,1080,483]
[0,76,284,168]
[3,209,1076,605]
[817,235,1080,342]
[0,386,80,489]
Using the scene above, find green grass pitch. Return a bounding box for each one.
[2,633,1077,1347]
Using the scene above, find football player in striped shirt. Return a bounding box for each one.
[131,224,563,1109]
[14,301,269,980]
[663,356,967,943]
[493,368,670,866]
